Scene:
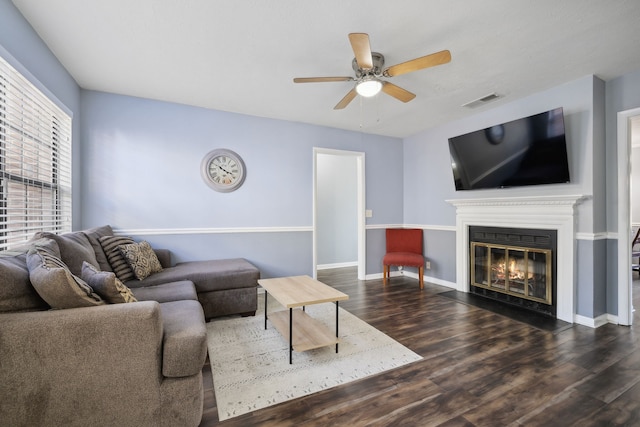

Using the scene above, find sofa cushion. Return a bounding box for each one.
[118,241,163,280]
[83,225,114,272]
[27,244,105,309]
[98,235,136,282]
[131,280,197,303]
[158,300,207,378]
[81,262,137,304]
[33,231,99,277]
[0,249,49,313]
[128,258,259,294]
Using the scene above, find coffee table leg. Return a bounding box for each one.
[289,307,293,364]
[264,291,268,330]
[336,301,339,353]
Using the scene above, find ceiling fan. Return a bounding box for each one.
[293,33,451,110]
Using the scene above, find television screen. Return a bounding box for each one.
[448,108,570,191]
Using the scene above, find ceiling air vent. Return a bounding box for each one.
[462,92,501,108]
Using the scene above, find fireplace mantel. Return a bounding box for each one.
[446,194,588,323]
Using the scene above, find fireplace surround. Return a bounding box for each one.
[447,195,586,323]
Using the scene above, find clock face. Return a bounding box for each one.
[201,149,246,192]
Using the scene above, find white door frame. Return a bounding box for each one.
[617,107,640,326]
[312,148,366,280]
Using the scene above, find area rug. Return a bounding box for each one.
[206,294,422,421]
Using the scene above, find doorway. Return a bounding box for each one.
[617,108,640,326]
[312,148,366,280]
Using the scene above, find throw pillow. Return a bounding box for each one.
[26,244,104,309]
[81,262,138,304]
[83,225,115,272]
[118,241,163,281]
[98,235,136,282]
[32,231,100,277]
[0,251,49,312]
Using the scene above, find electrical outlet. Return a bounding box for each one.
[426,261,431,270]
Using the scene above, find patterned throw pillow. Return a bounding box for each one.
[26,243,104,309]
[81,261,138,304]
[118,241,163,281]
[98,235,136,282]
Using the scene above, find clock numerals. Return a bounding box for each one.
[210,156,239,184]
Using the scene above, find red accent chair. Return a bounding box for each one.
[383,228,425,289]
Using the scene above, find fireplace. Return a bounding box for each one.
[469,226,557,317]
[447,195,586,324]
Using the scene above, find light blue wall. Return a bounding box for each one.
[0,0,82,228]
[403,75,605,317]
[80,90,402,277]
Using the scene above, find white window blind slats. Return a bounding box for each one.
[0,55,72,251]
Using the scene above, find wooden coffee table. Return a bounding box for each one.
[258,275,349,364]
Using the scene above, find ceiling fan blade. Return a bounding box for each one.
[348,33,373,69]
[381,82,416,103]
[293,77,354,83]
[334,89,357,110]
[384,50,451,77]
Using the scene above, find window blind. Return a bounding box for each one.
[0,55,72,251]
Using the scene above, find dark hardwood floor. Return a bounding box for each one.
[200,268,640,426]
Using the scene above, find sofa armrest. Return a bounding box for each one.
[0,302,164,424]
[154,248,172,268]
[159,300,207,377]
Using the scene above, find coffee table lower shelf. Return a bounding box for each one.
[268,309,339,353]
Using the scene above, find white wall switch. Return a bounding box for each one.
[365,209,373,218]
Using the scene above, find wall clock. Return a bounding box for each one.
[200,148,246,192]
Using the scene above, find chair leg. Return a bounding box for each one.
[419,266,424,289]
[382,264,391,285]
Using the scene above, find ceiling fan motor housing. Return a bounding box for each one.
[352,52,385,78]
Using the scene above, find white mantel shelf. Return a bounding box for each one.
[447,194,589,324]
[446,194,589,208]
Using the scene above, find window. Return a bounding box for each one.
[0,55,72,251]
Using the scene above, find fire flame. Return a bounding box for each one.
[492,258,534,281]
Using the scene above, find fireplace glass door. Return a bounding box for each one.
[471,242,552,305]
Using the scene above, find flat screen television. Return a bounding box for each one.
[448,107,570,191]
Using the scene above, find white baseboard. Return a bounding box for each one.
[317,261,358,270]
[574,313,614,328]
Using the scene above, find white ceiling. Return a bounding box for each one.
[11,0,640,138]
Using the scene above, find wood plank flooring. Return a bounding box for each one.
[199,268,640,426]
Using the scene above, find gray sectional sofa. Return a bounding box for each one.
[0,225,260,427]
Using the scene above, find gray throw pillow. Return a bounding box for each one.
[83,225,115,271]
[80,261,137,304]
[26,244,104,309]
[0,250,49,313]
[32,231,99,277]
[98,235,136,282]
[118,241,163,281]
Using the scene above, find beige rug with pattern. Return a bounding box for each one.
[206,293,422,421]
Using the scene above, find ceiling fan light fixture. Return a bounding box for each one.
[356,77,382,97]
